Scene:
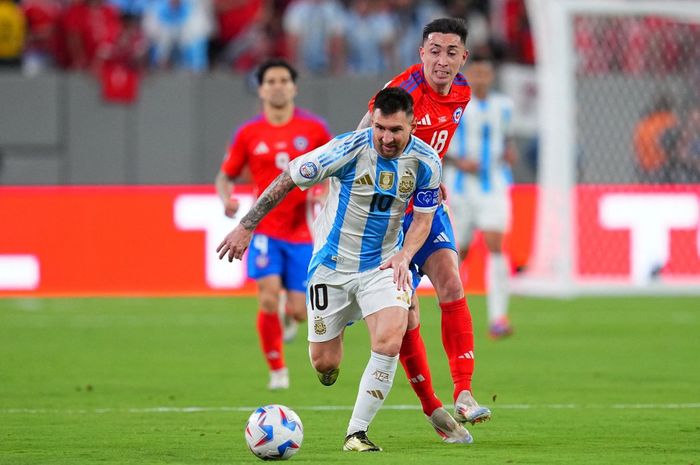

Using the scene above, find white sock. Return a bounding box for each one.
[346,351,399,436]
[487,252,510,323]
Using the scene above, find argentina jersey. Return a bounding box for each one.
[444,92,514,196]
[289,127,441,276]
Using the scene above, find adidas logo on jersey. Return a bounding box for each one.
[433,232,450,244]
[416,114,432,126]
[253,141,270,155]
[354,174,372,185]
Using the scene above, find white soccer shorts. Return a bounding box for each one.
[449,191,511,250]
[306,264,411,343]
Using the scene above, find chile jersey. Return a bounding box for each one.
[368,63,471,159]
[288,128,442,276]
[221,108,331,242]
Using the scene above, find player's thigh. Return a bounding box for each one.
[306,265,361,344]
[410,206,459,271]
[422,248,464,301]
[357,267,410,354]
[280,241,313,293]
[364,306,409,356]
[255,275,283,313]
[482,230,506,252]
[286,291,307,321]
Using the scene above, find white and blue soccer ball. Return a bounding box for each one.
[244,404,304,460]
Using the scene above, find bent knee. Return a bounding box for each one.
[435,275,464,301]
[371,338,402,358]
[310,348,340,373]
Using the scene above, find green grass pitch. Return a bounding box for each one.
[1,295,699,464]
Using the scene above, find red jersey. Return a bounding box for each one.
[369,63,471,159]
[221,108,332,243]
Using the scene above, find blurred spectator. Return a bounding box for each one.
[282,0,346,75]
[21,0,63,75]
[632,94,677,183]
[107,0,149,15]
[344,0,395,75]
[99,12,148,103]
[446,0,490,55]
[143,0,213,72]
[0,0,26,67]
[502,0,533,64]
[209,0,271,71]
[663,104,700,183]
[389,0,443,70]
[62,0,122,71]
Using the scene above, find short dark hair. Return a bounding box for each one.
[255,59,298,86]
[372,87,414,117]
[468,52,494,65]
[422,18,468,45]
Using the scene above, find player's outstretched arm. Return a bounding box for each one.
[217,170,297,262]
[380,210,434,290]
[356,111,372,130]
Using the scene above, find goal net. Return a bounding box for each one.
[517,0,700,295]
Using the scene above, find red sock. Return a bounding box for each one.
[257,311,284,371]
[440,298,474,401]
[399,325,443,416]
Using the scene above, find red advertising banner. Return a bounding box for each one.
[577,185,700,284]
[4,184,698,296]
[0,185,536,297]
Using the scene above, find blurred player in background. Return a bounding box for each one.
[218,87,453,451]
[444,53,517,339]
[358,18,491,441]
[215,58,331,390]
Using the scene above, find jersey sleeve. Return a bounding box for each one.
[289,129,369,190]
[412,151,442,214]
[367,65,422,112]
[220,127,248,178]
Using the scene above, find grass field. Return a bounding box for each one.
[1,295,699,464]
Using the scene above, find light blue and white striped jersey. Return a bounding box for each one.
[444,92,514,196]
[289,127,441,275]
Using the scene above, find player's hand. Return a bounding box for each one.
[503,143,518,166]
[216,225,253,262]
[379,251,412,291]
[455,158,479,173]
[224,196,240,218]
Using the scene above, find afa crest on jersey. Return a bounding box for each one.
[453,107,464,123]
[398,173,415,200]
[294,136,309,152]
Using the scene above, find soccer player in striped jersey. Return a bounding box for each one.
[444,54,517,339]
[359,18,492,439]
[215,59,332,391]
[218,87,471,451]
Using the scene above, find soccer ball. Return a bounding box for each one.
[244,404,304,460]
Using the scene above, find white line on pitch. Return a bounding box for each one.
[2,403,700,415]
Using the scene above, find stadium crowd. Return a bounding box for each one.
[0,0,535,77]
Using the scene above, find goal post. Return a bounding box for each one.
[516,0,700,296]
